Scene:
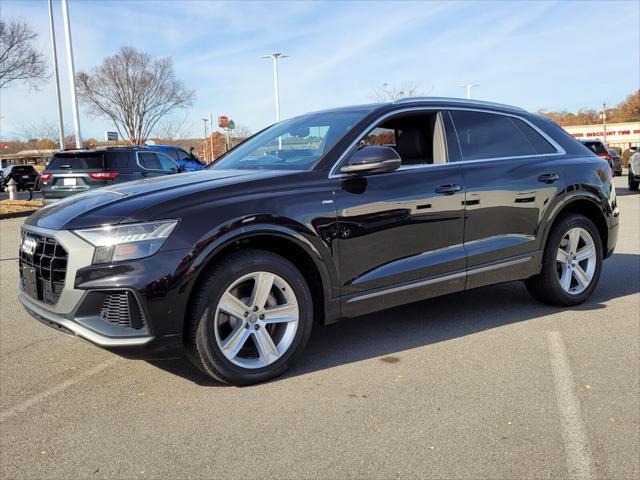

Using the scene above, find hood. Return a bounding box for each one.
[27,169,289,230]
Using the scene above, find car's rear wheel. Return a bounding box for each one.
[629,172,639,191]
[186,249,313,385]
[526,213,602,306]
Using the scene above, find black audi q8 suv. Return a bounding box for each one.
[19,98,619,385]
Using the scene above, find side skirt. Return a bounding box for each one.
[338,252,541,319]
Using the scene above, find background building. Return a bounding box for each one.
[563,121,640,151]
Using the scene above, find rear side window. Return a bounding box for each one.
[450,111,536,160]
[511,118,557,154]
[48,153,104,170]
[138,152,160,170]
[104,151,133,170]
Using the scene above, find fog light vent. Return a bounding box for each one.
[98,291,146,330]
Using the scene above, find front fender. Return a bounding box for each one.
[172,216,339,331]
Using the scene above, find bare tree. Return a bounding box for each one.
[155,113,192,141]
[20,120,58,142]
[77,47,195,144]
[371,82,431,102]
[0,18,47,88]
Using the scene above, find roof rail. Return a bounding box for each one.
[393,96,526,112]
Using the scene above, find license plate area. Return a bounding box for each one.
[22,265,39,299]
[63,178,77,186]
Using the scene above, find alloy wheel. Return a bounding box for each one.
[556,227,596,295]
[213,271,299,369]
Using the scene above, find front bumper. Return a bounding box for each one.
[18,224,186,358]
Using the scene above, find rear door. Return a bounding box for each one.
[447,109,566,288]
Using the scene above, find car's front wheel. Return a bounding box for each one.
[186,249,313,385]
[526,213,602,306]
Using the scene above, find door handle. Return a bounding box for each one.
[538,173,559,184]
[435,184,462,195]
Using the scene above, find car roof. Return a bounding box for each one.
[54,147,146,155]
[303,97,528,119]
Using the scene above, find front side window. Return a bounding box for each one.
[357,111,447,166]
[157,153,178,172]
[450,111,544,160]
[210,110,368,171]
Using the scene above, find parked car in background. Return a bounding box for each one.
[40,147,180,205]
[629,150,640,191]
[18,98,619,385]
[606,148,623,176]
[0,164,39,192]
[146,145,206,171]
[579,139,616,173]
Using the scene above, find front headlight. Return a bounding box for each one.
[74,220,178,264]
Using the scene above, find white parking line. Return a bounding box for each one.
[548,331,594,480]
[0,357,119,423]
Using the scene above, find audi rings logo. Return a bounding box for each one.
[21,235,37,256]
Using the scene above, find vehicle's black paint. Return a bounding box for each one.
[22,99,619,357]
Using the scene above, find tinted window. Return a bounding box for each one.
[511,118,557,154]
[138,152,160,170]
[157,153,178,171]
[162,149,180,162]
[48,153,104,170]
[582,141,608,155]
[175,149,191,161]
[104,151,132,170]
[11,166,38,175]
[450,111,536,160]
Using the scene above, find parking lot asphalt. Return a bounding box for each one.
[1,176,638,479]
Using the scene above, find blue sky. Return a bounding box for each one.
[1,0,638,141]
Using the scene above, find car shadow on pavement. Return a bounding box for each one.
[148,252,639,386]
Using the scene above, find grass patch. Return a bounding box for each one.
[0,199,43,215]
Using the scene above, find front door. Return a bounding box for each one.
[334,110,466,318]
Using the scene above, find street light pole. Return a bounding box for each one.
[209,113,214,161]
[61,0,82,149]
[456,83,479,99]
[48,0,65,150]
[202,118,209,162]
[260,53,288,123]
[260,53,288,149]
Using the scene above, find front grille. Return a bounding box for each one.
[98,291,146,330]
[19,231,68,305]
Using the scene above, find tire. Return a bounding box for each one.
[526,213,602,306]
[185,249,313,385]
[629,172,639,191]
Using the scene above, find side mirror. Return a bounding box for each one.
[340,146,401,175]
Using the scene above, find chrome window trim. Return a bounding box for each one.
[328,106,566,179]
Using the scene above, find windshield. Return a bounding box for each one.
[210,110,368,171]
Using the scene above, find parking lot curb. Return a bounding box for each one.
[0,210,37,221]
